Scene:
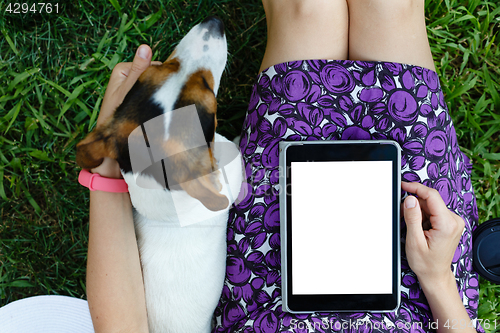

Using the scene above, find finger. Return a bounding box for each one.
[416,195,431,217]
[96,62,133,127]
[401,181,449,216]
[403,195,428,249]
[452,212,466,231]
[443,212,465,239]
[400,197,427,225]
[110,61,161,83]
[120,44,153,93]
[109,62,133,83]
[104,63,132,100]
[107,59,160,95]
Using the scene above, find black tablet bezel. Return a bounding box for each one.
[279,140,401,313]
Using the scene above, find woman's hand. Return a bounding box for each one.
[97,45,162,126]
[401,181,465,285]
[90,44,162,178]
[401,182,476,331]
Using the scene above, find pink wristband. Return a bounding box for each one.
[78,169,129,193]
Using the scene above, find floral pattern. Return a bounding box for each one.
[213,60,482,333]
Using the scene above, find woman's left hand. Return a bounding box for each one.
[96,45,162,127]
[90,45,162,178]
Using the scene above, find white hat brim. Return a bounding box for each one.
[0,295,94,333]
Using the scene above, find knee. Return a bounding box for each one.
[264,0,339,22]
[348,0,424,18]
[386,0,424,16]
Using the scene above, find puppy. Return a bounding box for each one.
[76,17,243,333]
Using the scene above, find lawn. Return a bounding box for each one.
[0,0,499,330]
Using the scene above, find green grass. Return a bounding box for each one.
[0,0,499,329]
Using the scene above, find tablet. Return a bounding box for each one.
[279,140,401,313]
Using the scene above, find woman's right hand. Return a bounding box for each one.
[401,181,465,285]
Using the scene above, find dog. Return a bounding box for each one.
[76,17,243,333]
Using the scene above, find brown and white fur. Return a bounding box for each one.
[76,17,243,333]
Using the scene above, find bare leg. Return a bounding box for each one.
[347,0,436,71]
[259,0,349,73]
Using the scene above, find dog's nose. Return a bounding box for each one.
[201,16,225,38]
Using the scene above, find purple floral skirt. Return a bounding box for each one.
[214,60,482,333]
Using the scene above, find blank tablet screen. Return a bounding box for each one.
[291,160,393,295]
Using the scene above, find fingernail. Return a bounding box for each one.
[137,46,149,60]
[405,196,416,209]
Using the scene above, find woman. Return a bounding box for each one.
[85,0,481,332]
[214,0,481,331]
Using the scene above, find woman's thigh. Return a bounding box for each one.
[347,0,436,71]
[259,0,349,73]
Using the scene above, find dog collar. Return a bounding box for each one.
[78,169,129,193]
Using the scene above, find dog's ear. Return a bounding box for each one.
[76,128,116,169]
[178,172,229,211]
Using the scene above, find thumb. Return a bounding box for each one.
[403,196,426,243]
[122,44,152,91]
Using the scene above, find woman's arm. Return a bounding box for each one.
[420,271,477,332]
[85,45,161,333]
[87,177,148,333]
[402,182,477,333]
